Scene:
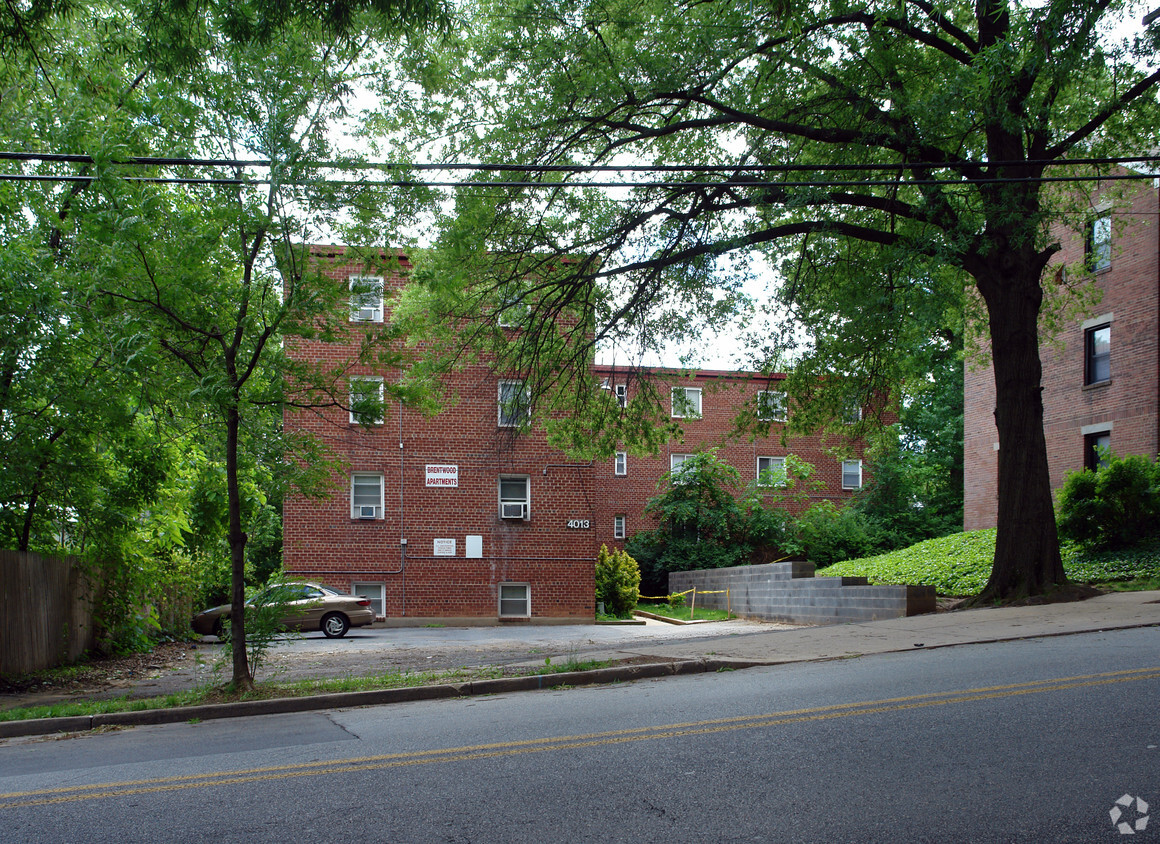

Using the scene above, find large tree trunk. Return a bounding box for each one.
[226,402,252,689]
[975,257,1066,600]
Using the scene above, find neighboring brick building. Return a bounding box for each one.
[283,247,867,623]
[964,178,1160,529]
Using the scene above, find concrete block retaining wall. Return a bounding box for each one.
[669,561,935,625]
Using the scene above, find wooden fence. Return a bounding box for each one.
[1,550,101,676]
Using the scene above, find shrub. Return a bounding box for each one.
[793,500,878,566]
[595,544,641,617]
[1057,453,1160,549]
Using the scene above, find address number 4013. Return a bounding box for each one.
[566,519,591,529]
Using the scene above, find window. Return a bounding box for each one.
[1086,215,1111,272]
[498,476,530,520]
[843,398,863,424]
[352,582,385,618]
[615,384,627,409]
[614,451,627,476]
[349,376,384,425]
[1084,431,1111,472]
[498,380,530,427]
[671,386,702,418]
[757,390,787,422]
[841,459,863,490]
[757,456,787,487]
[1085,324,1110,384]
[498,583,530,617]
[496,284,529,327]
[614,514,626,539]
[349,276,384,322]
[351,473,384,519]
[670,453,694,484]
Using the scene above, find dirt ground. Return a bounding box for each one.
[0,634,656,712]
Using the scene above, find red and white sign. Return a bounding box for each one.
[425,464,458,487]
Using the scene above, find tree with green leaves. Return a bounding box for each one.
[625,449,807,592]
[391,0,1160,600]
[4,0,446,683]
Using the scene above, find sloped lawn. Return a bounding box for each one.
[820,530,1160,596]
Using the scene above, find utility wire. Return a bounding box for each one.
[2,150,1159,173]
[2,172,1157,189]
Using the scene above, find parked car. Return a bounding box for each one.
[191,582,375,639]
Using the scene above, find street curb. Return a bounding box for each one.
[0,657,764,740]
[4,617,1157,741]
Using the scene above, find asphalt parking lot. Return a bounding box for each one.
[264,616,786,656]
[126,617,794,696]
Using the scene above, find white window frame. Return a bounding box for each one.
[349,276,384,322]
[352,582,385,618]
[496,284,529,328]
[841,459,863,490]
[615,384,627,408]
[614,514,626,539]
[1086,215,1112,272]
[349,376,385,425]
[498,475,530,520]
[757,390,787,423]
[351,473,384,519]
[498,380,530,428]
[498,582,531,618]
[614,451,627,476]
[843,399,863,424]
[671,386,702,418]
[757,456,787,488]
[670,453,694,484]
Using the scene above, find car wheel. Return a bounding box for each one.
[321,612,349,638]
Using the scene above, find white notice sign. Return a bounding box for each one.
[425,464,458,487]
[433,538,456,556]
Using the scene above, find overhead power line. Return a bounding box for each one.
[2,173,1158,190]
[2,151,1157,190]
[3,150,1159,173]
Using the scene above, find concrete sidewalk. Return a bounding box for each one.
[3,590,1158,740]
[581,589,1160,667]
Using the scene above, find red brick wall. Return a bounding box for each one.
[284,248,869,620]
[588,368,865,555]
[964,179,1160,529]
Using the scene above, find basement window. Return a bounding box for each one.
[498,583,530,618]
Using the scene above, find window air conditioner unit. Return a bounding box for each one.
[359,505,376,519]
[358,307,376,321]
[501,502,527,520]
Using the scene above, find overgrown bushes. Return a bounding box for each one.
[622,445,962,592]
[624,450,804,593]
[1057,452,1160,550]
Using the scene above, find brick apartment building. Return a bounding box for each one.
[964,177,1160,529]
[283,247,868,623]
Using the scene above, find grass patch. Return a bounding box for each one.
[819,529,1160,595]
[0,658,617,723]
[0,689,210,722]
[530,656,615,674]
[635,602,734,622]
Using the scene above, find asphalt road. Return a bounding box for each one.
[2,627,1157,842]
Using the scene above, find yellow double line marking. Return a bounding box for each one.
[3,666,1158,810]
